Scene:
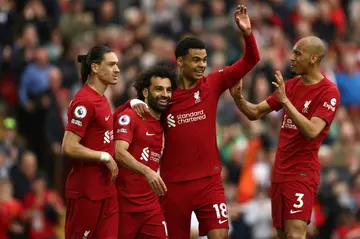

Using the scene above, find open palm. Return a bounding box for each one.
[234,5,252,36]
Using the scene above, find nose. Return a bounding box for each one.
[199,60,206,68]
[290,53,296,62]
[161,89,170,98]
[114,65,120,73]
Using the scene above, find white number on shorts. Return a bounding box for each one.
[162,221,168,237]
[213,203,228,219]
[293,193,304,208]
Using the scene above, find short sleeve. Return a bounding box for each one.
[113,112,135,144]
[266,91,282,112]
[65,98,95,137]
[312,87,340,125]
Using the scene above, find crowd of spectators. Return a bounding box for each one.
[0,0,359,238]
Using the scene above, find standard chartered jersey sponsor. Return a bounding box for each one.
[176,110,206,124]
[167,110,207,127]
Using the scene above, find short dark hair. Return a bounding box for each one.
[174,37,206,59]
[133,64,177,101]
[77,45,113,85]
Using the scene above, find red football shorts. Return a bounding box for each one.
[161,174,228,238]
[270,180,318,230]
[65,194,119,239]
[119,209,167,239]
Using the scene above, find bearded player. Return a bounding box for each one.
[230,36,340,238]
[125,5,259,239]
[62,45,119,239]
[113,65,176,239]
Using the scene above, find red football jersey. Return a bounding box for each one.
[23,191,64,239]
[0,199,23,239]
[65,85,116,200]
[160,34,259,182]
[113,108,164,212]
[266,77,340,184]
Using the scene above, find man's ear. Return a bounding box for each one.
[310,54,318,65]
[177,57,184,68]
[91,63,98,74]
[142,88,149,98]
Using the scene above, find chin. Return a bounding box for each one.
[290,69,300,76]
[155,105,167,112]
[192,75,202,81]
[108,80,118,85]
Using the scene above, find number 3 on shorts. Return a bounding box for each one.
[213,203,228,219]
[293,193,304,208]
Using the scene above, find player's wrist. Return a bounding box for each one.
[130,99,148,108]
[242,29,252,37]
[100,152,111,163]
[142,166,153,177]
[281,97,290,106]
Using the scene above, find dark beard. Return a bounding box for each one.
[147,92,168,113]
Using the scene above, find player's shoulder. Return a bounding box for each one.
[322,77,339,91]
[71,87,93,104]
[114,107,137,118]
[114,108,138,126]
[285,76,301,86]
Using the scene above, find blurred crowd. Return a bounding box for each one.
[0,0,359,238]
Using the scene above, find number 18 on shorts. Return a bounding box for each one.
[213,203,228,224]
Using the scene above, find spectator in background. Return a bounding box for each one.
[23,173,64,239]
[10,151,39,201]
[0,0,359,238]
[0,179,24,239]
[335,51,360,107]
[0,117,21,168]
[18,47,52,170]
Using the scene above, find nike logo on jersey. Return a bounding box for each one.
[290,209,303,214]
[218,219,228,224]
[105,116,110,121]
[146,132,155,136]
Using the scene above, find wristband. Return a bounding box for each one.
[130,99,148,108]
[100,152,110,163]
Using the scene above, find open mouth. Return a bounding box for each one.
[195,70,204,76]
[158,99,168,106]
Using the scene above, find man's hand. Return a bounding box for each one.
[230,80,244,101]
[234,5,252,36]
[144,168,167,196]
[105,157,119,182]
[272,71,288,104]
[130,99,150,120]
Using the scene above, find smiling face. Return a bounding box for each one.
[143,77,173,113]
[178,48,207,82]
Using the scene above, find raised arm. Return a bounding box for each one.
[272,72,340,140]
[230,81,273,120]
[208,6,260,95]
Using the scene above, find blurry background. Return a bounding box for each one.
[0,0,359,238]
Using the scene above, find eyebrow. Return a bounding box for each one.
[192,56,207,59]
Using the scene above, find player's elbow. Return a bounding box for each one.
[114,148,127,163]
[61,137,78,157]
[249,112,261,121]
[305,130,320,141]
[61,141,72,156]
